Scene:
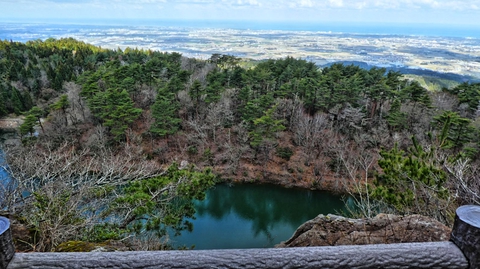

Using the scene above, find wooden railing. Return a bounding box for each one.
[1,205,479,269]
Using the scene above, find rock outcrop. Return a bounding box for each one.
[276,213,451,248]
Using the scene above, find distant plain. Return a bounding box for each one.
[1,21,479,81]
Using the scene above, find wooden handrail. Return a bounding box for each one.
[4,242,469,269]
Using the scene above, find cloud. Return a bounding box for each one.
[328,0,344,7]
[228,0,262,6]
[1,0,478,25]
[135,0,167,3]
[299,0,314,7]
[241,0,261,6]
[10,0,480,11]
[337,0,480,10]
[354,1,367,9]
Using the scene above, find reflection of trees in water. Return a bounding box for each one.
[0,151,16,209]
[195,184,346,242]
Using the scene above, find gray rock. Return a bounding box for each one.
[277,213,451,247]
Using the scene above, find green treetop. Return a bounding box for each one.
[97,88,142,142]
[249,105,286,147]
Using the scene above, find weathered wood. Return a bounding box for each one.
[7,242,468,269]
[451,205,480,268]
[0,217,14,269]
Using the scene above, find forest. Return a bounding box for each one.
[0,38,479,251]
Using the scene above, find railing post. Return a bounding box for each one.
[451,205,480,269]
[0,216,14,269]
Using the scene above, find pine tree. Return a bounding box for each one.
[386,99,407,131]
[189,80,204,118]
[433,110,475,152]
[19,114,37,137]
[0,85,7,117]
[28,106,45,133]
[301,77,325,115]
[150,87,181,137]
[249,105,286,147]
[11,88,25,115]
[50,95,70,126]
[373,139,450,223]
[100,88,142,142]
[403,81,431,108]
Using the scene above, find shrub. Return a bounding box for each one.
[276,146,293,161]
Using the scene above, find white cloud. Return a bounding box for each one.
[1,0,479,25]
[299,0,314,7]
[328,0,343,7]
[233,0,262,6]
[273,0,478,11]
[136,0,167,3]
[12,0,480,12]
[355,1,367,9]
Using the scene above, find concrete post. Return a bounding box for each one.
[450,205,480,268]
[0,216,14,269]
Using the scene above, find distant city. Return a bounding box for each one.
[1,21,479,81]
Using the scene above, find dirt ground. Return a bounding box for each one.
[0,117,22,129]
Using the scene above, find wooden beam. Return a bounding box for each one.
[4,205,480,268]
[6,242,468,269]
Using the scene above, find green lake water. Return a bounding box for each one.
[171,183,348,249]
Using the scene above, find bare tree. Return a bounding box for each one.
[337,148,385,218]
[274,96,303,130]
[2,141,163,251]
[177,89,194,120]
[186,118,209,152]
[291,107,328,165]
[205,88,236,143]
[431,91,458,114]
[133,84,157,109]
[64,82,90,124]
[445,158,480,205]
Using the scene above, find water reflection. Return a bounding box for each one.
[172,184,347,249]
[0,150,12,208]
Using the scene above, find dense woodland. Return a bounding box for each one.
[0,38,479,251]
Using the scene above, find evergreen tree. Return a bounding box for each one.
[447,82,480,114]
[0,85,7,116]
[402,81,431,108]
[301,77,325,115]
[99,88,142,142]
[11,88,25,115]
[189,80,204,117]
[433,110,475,152]
[372,139,450,223]
[19,114,37,137]
[249,105,285,147]
[28,106,45,133]
[150,87,181,137]
[386,99,407,131]
[105,163,216,242]
[50,95,70,126]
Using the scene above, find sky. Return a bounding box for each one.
[1,0,480,26]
